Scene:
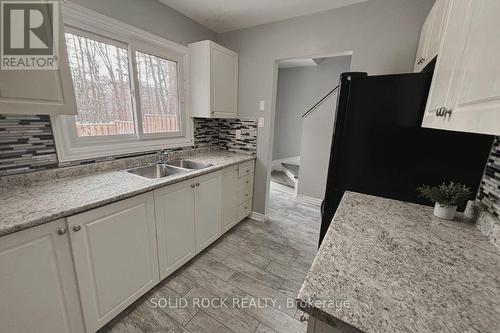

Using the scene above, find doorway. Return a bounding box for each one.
[269,55,352,208]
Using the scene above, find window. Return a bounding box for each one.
[65,32,135,137]
[53,6,191,162]
[136,51,181,135]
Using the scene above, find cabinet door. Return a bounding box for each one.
[155,179,196,280]
[221,166,238,233]
[0,220,84,333]
[0,0,76,115]
[427,0,449,59]
[414,7,434,72]
[422,0,471,129]
[67,193,159,332]
[195,171,222,252]
[445,0,500,135]
[211,43,238,118]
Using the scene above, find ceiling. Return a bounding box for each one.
[159,0,369,33]
[278,58,325,69]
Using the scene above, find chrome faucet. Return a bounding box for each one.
[157,149,170,164]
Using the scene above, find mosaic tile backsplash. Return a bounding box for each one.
[0,114,58,175]
[477,137,500,219]
[0,115,257,176]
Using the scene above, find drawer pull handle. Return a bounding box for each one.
[435,107,452,117]
[245,194,249,197]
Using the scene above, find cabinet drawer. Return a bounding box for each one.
[237,186,252,205]
[237,174,254,190]
[238,161,254,178]
[237,199,252,219]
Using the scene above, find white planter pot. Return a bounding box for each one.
[433,202,457,220]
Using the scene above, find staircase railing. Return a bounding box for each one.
[301,85,339,119]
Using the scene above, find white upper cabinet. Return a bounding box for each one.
[414,0,449,72]
[422,0,500,135]
[189,40,238,118]
[0,0,76,115]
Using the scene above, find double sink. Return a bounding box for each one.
[126,159,212,180]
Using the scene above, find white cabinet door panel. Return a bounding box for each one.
[446,0,500,135]
[195,171,222,252]
[422,0,471,129]
[155,179,196,280]
[211,44,238,118]
[67,193,159,332]
[221,166,238,233]
[0,220,84,333]
[0,0,76,115]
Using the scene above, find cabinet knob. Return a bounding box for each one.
[435,107,452,117]
[246,181,249,184]
[191,184,196,188]
[196,183,200,187]
[246,169,250,173]
[57,227,67,235]
[299,312,309,322]
[73,225,81,232]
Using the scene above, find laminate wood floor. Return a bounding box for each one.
[99,187,321,333]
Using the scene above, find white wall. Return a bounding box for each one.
[67,0,217,46]
[298,94,337,200]
[273,56,351,161]
[218,0,434,214]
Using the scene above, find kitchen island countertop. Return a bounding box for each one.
[297,191,500,333]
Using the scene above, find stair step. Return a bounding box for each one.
[271,170,295,188]
[281,163,299,179]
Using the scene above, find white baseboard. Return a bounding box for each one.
[249,211,268,222]
[297,195,322,206]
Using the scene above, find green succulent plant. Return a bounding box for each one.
[417,182,471,207]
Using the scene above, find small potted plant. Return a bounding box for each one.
[417,182,471,220]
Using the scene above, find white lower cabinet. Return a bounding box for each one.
[1,162,254,333]
[221,165,238,232]
[0,219,85,333]
[155,179,196,280]
[67,193,159,333]
[195,171,222,252]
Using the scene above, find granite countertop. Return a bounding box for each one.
[0,152,255,237]
[297,192,500,333]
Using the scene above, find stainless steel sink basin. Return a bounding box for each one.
[126,164,188,180]
[165,159,212,170]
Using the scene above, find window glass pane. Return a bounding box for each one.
[136,51,180,134]
[65,32,134,137]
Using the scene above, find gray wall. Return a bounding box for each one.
[218,0,435,214]
[273,56,351,161]
[68,0,217,46]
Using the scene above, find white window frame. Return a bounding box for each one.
[52,3,192,162]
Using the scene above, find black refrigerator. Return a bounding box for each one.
[319,71,493,245]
